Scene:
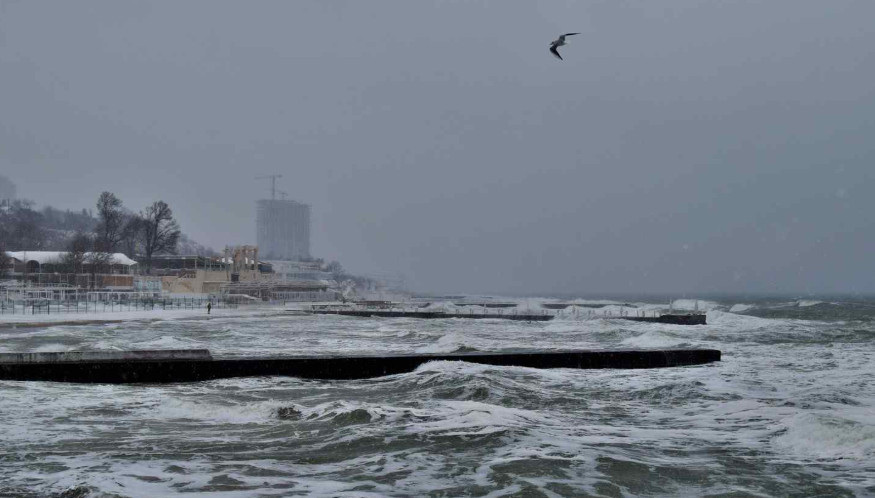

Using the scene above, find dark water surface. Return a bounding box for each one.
[1,298,873,496]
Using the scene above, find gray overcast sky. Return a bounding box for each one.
[2,1,874,295]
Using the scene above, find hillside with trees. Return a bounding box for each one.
[0,185,206,268]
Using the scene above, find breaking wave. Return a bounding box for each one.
[1,297,874,496]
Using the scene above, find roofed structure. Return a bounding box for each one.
[5,251,137,267]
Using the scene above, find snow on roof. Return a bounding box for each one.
[219,257,261,265]
[4,251,138,266]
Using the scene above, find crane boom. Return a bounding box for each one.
[255,174,283,200]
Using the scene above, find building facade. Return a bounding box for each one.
[266,260,332,282]
[256,199,311,260]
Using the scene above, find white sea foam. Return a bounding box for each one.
[620,330,686,348]
[774,412,875,461]
[140,397,286,424]
[2,298,874,496]
[415,331,471,353]
[403,399,556,436]
[705,309,777,329]
[671,299,722,311]
[131,335,201,350]
[797,300,824,307]
[31,342,79,352]
[729,303,755,313]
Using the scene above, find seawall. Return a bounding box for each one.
[0,349,721,384]
[620,314,707,325]
[312,310,554,321]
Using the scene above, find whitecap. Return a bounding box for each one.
[797,300,824,307]
[773,412,875,461]
[729,303,755,313]
[415,332,472,353]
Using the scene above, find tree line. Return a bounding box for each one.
[1,192,182,276]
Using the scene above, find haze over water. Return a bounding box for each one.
[2,1,874,294]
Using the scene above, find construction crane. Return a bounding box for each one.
[255,174,283,200]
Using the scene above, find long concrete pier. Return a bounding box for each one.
[619,314,707,325]
[0,349,720,384]
[542,303,618,310]
[312,309,554,321]
[312,309,706,325]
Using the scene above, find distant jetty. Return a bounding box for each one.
[620,314,706,325]
[0,348,721,384]
[312,309,553,321]
[454,302,518,309]
[542,302,626,310]
[309,306,706,324]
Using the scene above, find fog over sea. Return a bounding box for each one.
[1,297,873,497]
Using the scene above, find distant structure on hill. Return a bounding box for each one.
[256,199,311,261]
[0,174,16,206]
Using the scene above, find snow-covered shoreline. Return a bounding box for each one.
[0,305,298,328]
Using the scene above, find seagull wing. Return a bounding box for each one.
[550,45,563,60]
[557,32,579,43]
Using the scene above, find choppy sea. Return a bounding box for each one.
[1,297,873,497]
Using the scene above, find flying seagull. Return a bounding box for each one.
[549,32,579,60]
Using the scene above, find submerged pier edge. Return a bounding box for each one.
[0,349,721,384]
[310,309,707,324]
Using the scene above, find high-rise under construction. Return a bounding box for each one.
[256,199,311,260]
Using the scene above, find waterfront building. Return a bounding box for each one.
[256,199,311,260]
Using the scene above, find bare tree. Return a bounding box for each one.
[119,214,143,258]
[1,199,46,250]
[0,239,9,278]
[61,232,91,275]
[176,233,217,257]
[95,191,125,253]
[140,200,180,275]
[324,260,347,282]
[86,238,114,290]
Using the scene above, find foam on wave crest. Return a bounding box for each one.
[415,331,478,353]
[729,303,755,313]
[671,299,722,311]
[620,329,689,348]
[2,297,874,497]
[139,397,287,425]
[774,412,875,461]
[797,300,825,307]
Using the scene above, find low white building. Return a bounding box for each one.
[3,250,139,290]
[5,251,138,274]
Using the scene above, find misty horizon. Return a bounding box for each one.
[2,1,873,296]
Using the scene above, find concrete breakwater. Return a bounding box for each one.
[312,309,706,325]
[454,302,518,308]
[312,309,554,321]
[0,349,211,364]
[619,314,707,325]
[0,349,721,384]
[542,303,622,310]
